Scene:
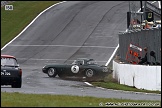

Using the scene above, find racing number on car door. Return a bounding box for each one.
[71,65,79,73]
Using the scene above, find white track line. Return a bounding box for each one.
[1,1,67,51]
[90,36,113,38]
[17,58,108,63]
[84,82,93,86]
[85,45,119,90]
[105,44,119,66]
[8,44,116,49]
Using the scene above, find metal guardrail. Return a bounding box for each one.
[146,1,161,16]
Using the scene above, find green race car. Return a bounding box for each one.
[42,58,112,81]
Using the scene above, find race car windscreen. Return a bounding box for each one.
[1,57,19,67]
[72,60,84,65]
[87,60,97,65]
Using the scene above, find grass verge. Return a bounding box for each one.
[91,73,161,94]
[1,1,60,48]
[1,92,161,107]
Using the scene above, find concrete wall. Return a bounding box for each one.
[113,60,161,91]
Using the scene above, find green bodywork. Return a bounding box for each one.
[42,58,111,80]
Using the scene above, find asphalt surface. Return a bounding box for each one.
[1,1,161,101]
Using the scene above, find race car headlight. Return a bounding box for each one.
[42,65,46,69]
[102,67,108,72]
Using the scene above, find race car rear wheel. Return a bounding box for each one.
[85,69,94,77]
[47,68,57,77]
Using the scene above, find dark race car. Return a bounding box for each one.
[1,55,22,88]
[42,58,112,81]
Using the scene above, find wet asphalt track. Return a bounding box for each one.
[1,1,161,101]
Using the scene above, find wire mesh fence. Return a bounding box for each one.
[118,27,161,65]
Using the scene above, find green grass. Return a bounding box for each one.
[91,73,161,94]
[1,92,161,107]
[1,1,60,48]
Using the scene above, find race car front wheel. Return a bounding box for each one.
[47,68,57,77]
[85,69,94,77]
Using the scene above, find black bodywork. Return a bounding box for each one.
[42,58,112,81]
[1,55,22,88]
